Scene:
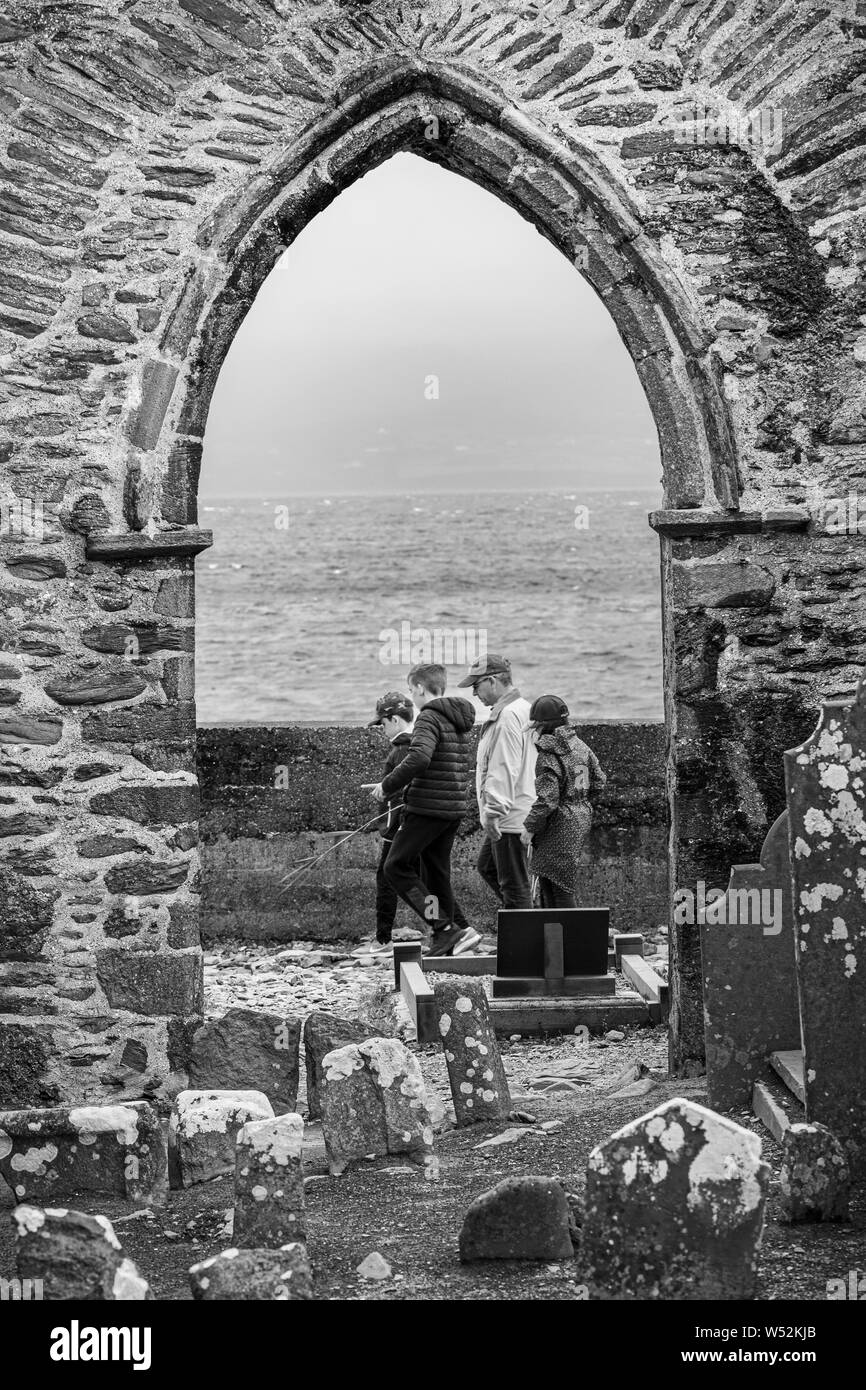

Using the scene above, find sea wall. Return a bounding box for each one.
[197,720,668,943]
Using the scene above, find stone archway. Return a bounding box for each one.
[1,1,862,1106]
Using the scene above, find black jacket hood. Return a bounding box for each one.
[425,696,476,733]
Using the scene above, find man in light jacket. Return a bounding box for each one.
[458,653,536,911]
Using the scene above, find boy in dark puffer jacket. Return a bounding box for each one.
[370,663,481,958]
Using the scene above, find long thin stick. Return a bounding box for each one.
[279,809,389,895]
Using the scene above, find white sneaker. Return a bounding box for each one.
[351,939,392,958]
[452,928,482,956]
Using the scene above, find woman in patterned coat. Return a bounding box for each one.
[520,695,607,908]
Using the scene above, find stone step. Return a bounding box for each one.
[770,1048,805,1104]
[489,993,650,1035]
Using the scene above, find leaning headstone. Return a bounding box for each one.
[0,1102,166,1206]
[779,1122,850,1223]
[169,1090,274,1187]
[14,1205,151,1300]
[319,1037,436,1177]
[701,810,802,1110]
[233,1113,305,1248]
[303,1012,384,1120]
[459,1177,574,1261]
[434,978,510,1126]
[189,1008,301,1114]
[784,681,866,1174]
[582,1097,770,1300]
[189,1244,312,1300]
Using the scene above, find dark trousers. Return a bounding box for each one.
[477,830,532,910]
[384,813,463,933]
[375,836,471,940]
[537,876,577,909]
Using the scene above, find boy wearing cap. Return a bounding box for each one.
[459,654,536,912]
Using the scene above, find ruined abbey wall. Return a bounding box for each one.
[1,0,864,1103]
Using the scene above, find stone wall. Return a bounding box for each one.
[198,720,668,943]
[1,0,864,1101]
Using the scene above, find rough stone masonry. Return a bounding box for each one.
[0,0,864,1103]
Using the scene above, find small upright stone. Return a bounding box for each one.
[582,1098,770,1300]
[14,1205,151,1300]
[189,1008,301,1114]
[189,1244,312,1300]
[303,1011,382,1119]
[779,1123,851,1222]
[459,1177,574,1262]
[0,1102,166,1206]
[319,1037,436,1176]
[434,978,510,1126]
[169,1090,274,1187]
[233,1113,305,1248]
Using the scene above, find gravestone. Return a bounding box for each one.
[319,1037,436,1177]
[779,1122,850,1223]
[582,1098,770,1300]
[434,978,510,1126]
[700,811,801,1109]
[493,908,612,997]
[14,1205,151,1300]
[233,1113,305,1248]
[459,1177,575,1262]
[169,1090,274,1187]
[0,1102,166,1206]
[302,1012,383,1120]
[189,1244,312,1300]
[189,1008,301,1114]
[784,681,866,1174]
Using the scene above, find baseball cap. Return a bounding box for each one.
[457,654,512,688]
[367,691,414,726]
[529,694,570,725]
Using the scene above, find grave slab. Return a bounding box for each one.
[233,1113,305,1248]
[303,1011,383,1120]
[319,1037,436,1176]
[459,1176,575,1261]
[189,1007,300,1114]
[189,1244,312,1300]
[582,1097,770,1299]
[0,1102,166,1206]
[701,810,801,1109]
[169,1090,274,1187]
[14,1205,152,1300]
[434,977,511,1126]
[784,684,866,1173]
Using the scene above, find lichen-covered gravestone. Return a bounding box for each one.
[700,810,801,1109]
[169,1090,274,1187]
[15,1205,151,1300]
[319,1037,436,1177]
[779,1122,850,1223]
[0,1102,166,1206]
[233,1113,305,1248]
[582,1098,770,1300]
[434,978,510,1126]
[459,1177,575,1262]
[784,682,866,1174]
[189,1008,301,1114]
[303,1012,384,1120]
[189,1244,312,1301]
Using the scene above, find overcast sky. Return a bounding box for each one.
[202,152,660,496]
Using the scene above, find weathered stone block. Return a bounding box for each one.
[90,783,199,825]
[189,1243,312,1300]
[103,858,190,895]
[779,1122,851,1222]
[127,358,178,451]
[96,948,202,1015]
[4,554,66,580]
[674,559,775,609]
[0,868,58,961]
[233,1113,305,1247]
[0,1102,166,1205]
[189,1007,300,1113]
[582,1098,770,1299]
[0,714,62,744]
[44,670,147,705]
[169,1089,274,1187]
[435,977,510,1126]
[15,1205,152,1300]
[303,1011,383,1119]
[319,1037,436,1177]
[459,1176,574,1261]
